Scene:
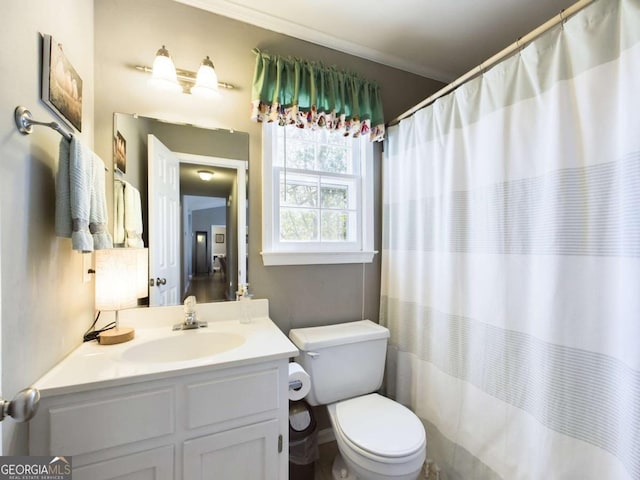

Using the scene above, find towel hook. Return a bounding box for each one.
[14,106,72,141]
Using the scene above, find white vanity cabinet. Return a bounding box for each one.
[29,359,290,480]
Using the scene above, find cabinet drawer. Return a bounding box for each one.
[49,388,174,456]
[73,445,174,480]
[186,368,279,429]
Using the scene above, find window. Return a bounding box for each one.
[262,124,376,265]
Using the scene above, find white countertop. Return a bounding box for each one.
[34,299,299,397]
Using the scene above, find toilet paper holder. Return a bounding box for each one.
[289,379,303,390]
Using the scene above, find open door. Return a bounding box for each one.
[148,134,180,306]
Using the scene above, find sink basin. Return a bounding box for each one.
[121,331,246,363]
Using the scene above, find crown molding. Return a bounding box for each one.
[175,0,455,82]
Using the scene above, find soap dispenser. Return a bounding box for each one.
[237,284,253,324]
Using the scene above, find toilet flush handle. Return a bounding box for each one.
[307,351,320,359]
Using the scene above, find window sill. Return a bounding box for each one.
[261,251,378,266]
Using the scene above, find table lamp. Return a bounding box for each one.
[95,248,148,345]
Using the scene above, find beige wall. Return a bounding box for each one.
[94,0,444,333]
[0,0,95,453]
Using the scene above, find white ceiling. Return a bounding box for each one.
[176,0,578,82]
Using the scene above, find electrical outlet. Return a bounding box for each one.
[83,253,93,283]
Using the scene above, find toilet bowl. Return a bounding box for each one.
[289,320,427,480]
[328,394,426,480]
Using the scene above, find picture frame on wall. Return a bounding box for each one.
[41,34,83,132]
[215,234,225,244]
[114,131,127,173]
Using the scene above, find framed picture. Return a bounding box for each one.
[215,234,225,244]
[114,131,127,173]
[41,34,82,131]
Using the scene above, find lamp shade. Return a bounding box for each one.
[148,45,182,93]
[190,56,219,98]
[95,249,144,311]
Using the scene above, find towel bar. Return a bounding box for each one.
[14,106,108,171]
[14,105,72,141]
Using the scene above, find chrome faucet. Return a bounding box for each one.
[184,311,198,328]
[173,296,208,330]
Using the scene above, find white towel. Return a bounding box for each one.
[124,181,144,248]
[55,139,73,239]
[114,180,125,246]
[55,136,113,252]
[90,153,112,250]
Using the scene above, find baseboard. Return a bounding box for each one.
[317,427,335,445]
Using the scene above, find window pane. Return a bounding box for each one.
[325,131,350,146]
[321,211,354,241]
[280,208,318,241]
[320,185,348,209]
[280,173,318,207]
[286,140,316,170]
[285,126,316,142]
[318,145,350,173]
[320,177,356,210]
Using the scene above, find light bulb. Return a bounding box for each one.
[191,56,219,99]
[148,45,182,93]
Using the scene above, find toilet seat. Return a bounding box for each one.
[334,393,425,460]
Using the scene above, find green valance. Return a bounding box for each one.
[250,49,385,142]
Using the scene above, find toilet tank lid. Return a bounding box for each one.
[289,320,389,350]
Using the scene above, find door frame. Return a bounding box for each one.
[194,230,209,275]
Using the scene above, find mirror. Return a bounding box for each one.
[113,113,249,306]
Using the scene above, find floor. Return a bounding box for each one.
[183,271,227,303]
[314,441,339,480]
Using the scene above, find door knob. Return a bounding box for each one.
[156,277,167,286]
[0,388,40,422]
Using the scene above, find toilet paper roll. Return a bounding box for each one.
[288,362,311,401]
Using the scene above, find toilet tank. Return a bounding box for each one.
[289,320,390,406]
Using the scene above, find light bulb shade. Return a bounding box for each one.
[190,56,219,98]
[149,46,182,93]
[198,170,214,181]
[95,249,146,311]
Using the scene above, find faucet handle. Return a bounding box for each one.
[184,295,197,313]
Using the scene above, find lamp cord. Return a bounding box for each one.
[83,311,116,342]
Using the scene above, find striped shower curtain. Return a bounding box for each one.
[381,0,640,479]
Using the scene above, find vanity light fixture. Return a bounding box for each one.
[191,56,219,98]
[136,46,234,95]
[198,170,215,181]
[148,45,182,93]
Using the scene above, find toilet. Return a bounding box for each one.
[289,320,426,480]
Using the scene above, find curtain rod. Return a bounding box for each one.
[387,0,595,127]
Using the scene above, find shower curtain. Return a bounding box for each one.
[381,1,640,479]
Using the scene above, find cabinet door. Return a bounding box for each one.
[72,445,174,480]
[183,420,281,480]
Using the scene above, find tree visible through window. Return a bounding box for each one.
[262,123,375,265]
[275,126,359,244]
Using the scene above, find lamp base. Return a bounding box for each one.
[98,326,135,345]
